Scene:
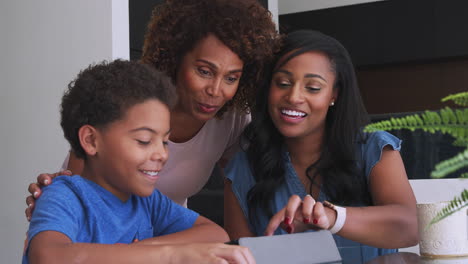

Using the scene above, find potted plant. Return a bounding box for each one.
[364,91,468,224]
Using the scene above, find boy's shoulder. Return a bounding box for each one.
[40,175,97,205]
[48,174,85,184]
[47,175,163,204]
[45,175,88,193]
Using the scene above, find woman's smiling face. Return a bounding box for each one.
[174,34,244,122]
[268,51,337,140]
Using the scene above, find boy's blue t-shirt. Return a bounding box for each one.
[23,175,199,263]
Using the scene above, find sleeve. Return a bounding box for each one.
[221,112,251,163]
[149,190,199,236]
[224,151,256,220]
[26,179,82,248]
[361,131,402,180]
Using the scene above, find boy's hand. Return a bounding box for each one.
[170,243,256,264]
[25,170,72,221]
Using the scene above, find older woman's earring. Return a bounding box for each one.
[330,101,335,106]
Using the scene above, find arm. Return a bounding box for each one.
[28,183,251,264]
[137,215,230,245]
[338,147,418,248]
[265,147,418,248]
[28,231,255,264]
[224,178,255,240]
[25,152,82,220]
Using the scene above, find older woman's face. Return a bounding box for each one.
[268,51,337,141]
[175,34,243,122]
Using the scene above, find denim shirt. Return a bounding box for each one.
[225,131,401,264]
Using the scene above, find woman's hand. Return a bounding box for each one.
[168,243,256,264]
[25,170,72,221]
[264,194,336,236]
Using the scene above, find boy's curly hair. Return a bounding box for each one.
[141,0,280,117]
[60,60,177,159]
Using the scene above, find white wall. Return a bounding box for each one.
[0,0,128,262]
[268,0,279,30]
[279,0,387,15]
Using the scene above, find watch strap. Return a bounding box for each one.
[323,201,347,234]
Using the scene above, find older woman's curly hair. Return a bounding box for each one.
[141,0,280,117]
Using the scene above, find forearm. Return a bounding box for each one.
[338,204,418,248]
[138,222,230,245]
[29,242,172,264]
[29,231,249,264]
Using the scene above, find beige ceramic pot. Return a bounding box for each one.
[417,201,468,258]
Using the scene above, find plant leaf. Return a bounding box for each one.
[429,189,468,225]
[364,107,468,142]
[442,92,468,107]
[431,148,468,178]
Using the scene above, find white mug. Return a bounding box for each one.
[417,201,468,258]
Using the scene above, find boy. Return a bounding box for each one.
[24,60,254,264]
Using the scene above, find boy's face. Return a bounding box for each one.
[92,99,170,201]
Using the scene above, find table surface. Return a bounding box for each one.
[365,252,468,264]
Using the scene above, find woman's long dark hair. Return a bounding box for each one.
[244,30,371,221]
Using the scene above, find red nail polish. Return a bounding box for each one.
[313,219,318,225]
[284,217,291,225]
[286,226,292,233]
[303,218,310,224]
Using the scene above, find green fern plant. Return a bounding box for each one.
[364,91,468,224]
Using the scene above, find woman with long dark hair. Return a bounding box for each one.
[224,30,418,263]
